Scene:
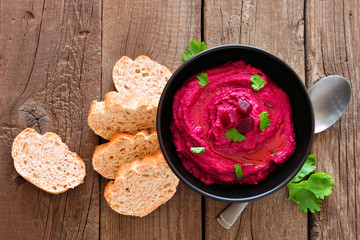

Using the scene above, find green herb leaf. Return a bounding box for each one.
[182,52,192,62]
[250,74,266,91]
[234,164,244,180]
[292,173,335,199]
[190,147,206,154]
[291,154,316,183]
[225,127,246,143]
[182,40,207,61]
[259,112,271,131]
[287,184,322,213]
[197,73,209,88]
[287,154,335,213]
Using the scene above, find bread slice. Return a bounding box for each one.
[88,56,171,139]
[112,55,172,103]
[12,128,86,194]
[93,130,159,179]
[88,91,157,139]
[104,151,179,217]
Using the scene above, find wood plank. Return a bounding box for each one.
[203,0,308,239]
[305,0,359,239]
[0,0,101,239]
[100,0,202,239]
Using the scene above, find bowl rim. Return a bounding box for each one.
[157,44,315,203]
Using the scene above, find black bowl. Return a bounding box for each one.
[157,45,314,203]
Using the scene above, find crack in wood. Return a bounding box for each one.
[43,194,53,240]
[58,192,69,240]
[80,172,96,240]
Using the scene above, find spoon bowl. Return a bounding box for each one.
[309,75,351,133]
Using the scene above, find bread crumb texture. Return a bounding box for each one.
[104,151,179,217]
[113,55,171,102]
[12,128,86,194]
[88,92,157,139]
[93,130,159,179]
[88,55,171,140]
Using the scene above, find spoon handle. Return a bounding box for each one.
[217,202,248,229]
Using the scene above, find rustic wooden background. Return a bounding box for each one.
[0,0,358,239]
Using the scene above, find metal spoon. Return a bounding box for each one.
[217,75,351,229]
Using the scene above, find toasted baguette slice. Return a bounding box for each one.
[12,128,86,194]
[93,130,159,179]
[112,55,172,103]
[88,91,157,139]
[88,56,170,139]
[104,151,179,217]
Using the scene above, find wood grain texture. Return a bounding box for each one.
[0,0,101,239]
[1,0,359,239]
[203,0,308,239]
[306,0,359,239]
[100,0,202,239]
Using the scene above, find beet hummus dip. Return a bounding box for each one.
[170,60,296,185]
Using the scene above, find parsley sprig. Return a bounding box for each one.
[259,112,271,131]
[225,127,246,143]
[250,74,266,91]
[196,73,209,88]
[190,147,205,154]
[182,40,207,61]
[287,155,335,213]
[234,164,244,180]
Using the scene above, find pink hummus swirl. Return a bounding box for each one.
[170,60,296,184]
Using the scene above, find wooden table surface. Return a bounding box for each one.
[1,0,359,239]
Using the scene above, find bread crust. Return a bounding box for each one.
[114,151,164,179]
[88,56,171,139]
[12,128,86,194]
[92,130,159,179]
[104,151,179,217]
[90,56,175,216]
[88,91,157,139]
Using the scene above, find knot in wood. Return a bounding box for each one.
[78,30,90,38]
[18,102,52,134]
[24,11,35,21]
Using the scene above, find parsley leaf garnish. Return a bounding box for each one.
[287,184,322,213]
[287,155,335,213]
[182,40,207,61]
[196,73,209,88]
[250,74,266,91]
[291,154,316,183]
[259,112,271,131]
[234,164,244,180]
[225,127,246,143]
[292,173,335,199]
[190,147,205,154]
